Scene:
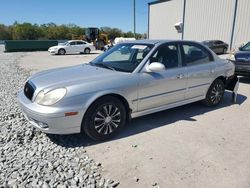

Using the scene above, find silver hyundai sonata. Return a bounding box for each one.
[18,40,237,140]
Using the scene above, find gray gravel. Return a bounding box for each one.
[0,48,119,188]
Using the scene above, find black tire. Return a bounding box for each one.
[58,49,66,55]
[84,48,91,54]
[203,79,225,107]
[82,96,126,141]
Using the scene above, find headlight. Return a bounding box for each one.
[35,88,67,106]
[228,54,235,62]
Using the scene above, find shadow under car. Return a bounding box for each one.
[47,90,247,148]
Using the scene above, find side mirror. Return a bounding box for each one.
[146,62,165,72]
[238,46,243,51]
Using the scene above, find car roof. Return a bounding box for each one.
[122,39,200,45]
[68,40,87,42]
[202,40,223,42]
[202,40,214,42]
[125,39,167,45]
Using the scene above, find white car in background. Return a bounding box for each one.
[48,40,95,55]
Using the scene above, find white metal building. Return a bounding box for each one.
[148,0,250,49]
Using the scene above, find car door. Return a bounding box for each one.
[77,41,87,52]
[180,42,215,99]
[68,41,77,53]
[137,43,188,111]
[76,41,83,52]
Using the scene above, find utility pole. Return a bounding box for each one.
[230,0,238,50]
[133,0,136,38]
[181,0,186,40]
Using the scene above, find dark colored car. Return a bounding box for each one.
[229,41,250,76]
[202,40,228,54]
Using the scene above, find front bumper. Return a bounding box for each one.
[48,49,57,54]
[18,91,84,134]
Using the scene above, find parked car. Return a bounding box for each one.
[228,41,250,76]
[202,40,228,54]
[18,40,237,140]
[104,37,136,51]
[48,40,95,55]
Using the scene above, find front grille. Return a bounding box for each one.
[24,81,35,100]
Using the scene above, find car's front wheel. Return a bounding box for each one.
[82,96,126,140]
[58,49,66,55]
[203,79,225,107]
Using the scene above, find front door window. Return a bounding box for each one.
[150,44,182,69]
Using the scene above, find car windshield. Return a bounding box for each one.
[90,43,153,73]
[60,42,68,46]
[242,42,250,51]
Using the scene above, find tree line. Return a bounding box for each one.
[0,22,146,40]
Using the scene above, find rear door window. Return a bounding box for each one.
[76,41,84,45]
[181,43,213,66]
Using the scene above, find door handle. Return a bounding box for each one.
[210,69,215,73]
[177,74,184,79]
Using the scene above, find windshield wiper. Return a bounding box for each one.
[92,63,116,71]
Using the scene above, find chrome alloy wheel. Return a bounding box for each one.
[210,83,224,104]
[94,105,121,135]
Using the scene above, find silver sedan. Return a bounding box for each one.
[18,40,237,140]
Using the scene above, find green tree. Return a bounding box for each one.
[0,24,12,40]
[100,27,123,40]
[12,22,39,40]
[123,31,134,38]
[66,24,85,39]
[0,22,144,41]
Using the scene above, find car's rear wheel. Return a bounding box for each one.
[58,49,66,55]
[84,48,91,54]
[203,79,225,107]
[82,96,126,140]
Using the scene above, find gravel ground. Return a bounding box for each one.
[0,46,118,188]
[2,46,250,188]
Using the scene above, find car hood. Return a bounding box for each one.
[235,51,250,62]
[49,45,65,49]
[29,64,128,89]
[235,51,250,55]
